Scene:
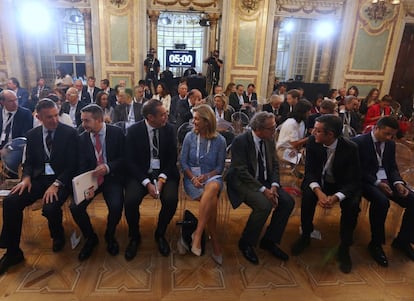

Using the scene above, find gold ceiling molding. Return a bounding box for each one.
[275,0,344,15]
[152,0,218,8]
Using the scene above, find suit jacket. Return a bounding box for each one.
[352,133,402,186]
[229,92,248,111]
[226,130,279,209]
[23,123,79,187]
[169,95,185,125]
[176,98,192,129]
[82,86,101,103]
[339,111,361,134]
[78,124,125,183]
[30,85,50,105]
[279,100,295,124]
[126,120,179,182]
[61,100,88,127]
[0,107,33,140]
[113,102,143,123]
[16,88,29,107]
[302,135,361,199]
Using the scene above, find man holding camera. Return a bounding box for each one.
[144,48,160,92]
[204,50,223,93]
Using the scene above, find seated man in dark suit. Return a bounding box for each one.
[124,99,179,259]
[7,77,29,108]
[339,95,361,137]
[262,94,283,125]
[0,99,79,275]
[226,112,294,265]
[82,76,101,103]
[175,88,201,129]
[113,92,143,128]
[291,115,361,274]
[61,87,88,128]
[279,89,300,124]
[306,100,335,135]
[169,83,188,126]
[30,76,50,111]
[0,90,33,149]
[353,116,414,266]
[70,104,125,261]
[243,83,258,108]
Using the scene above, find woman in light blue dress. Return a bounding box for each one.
[180,104,226,264]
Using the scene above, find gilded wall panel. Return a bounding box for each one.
[351,28,389,72]
[109,15,130,62]
[236,20,257,66]
[224,0,269,95]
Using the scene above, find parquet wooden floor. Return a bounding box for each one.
[0,170,413,301]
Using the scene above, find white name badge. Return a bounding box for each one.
[0,133,6,142]
[191,167,201,177]
[45,163,55,175]
[376,167,387,180]
[150,158,160,170]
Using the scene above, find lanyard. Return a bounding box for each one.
[196,134,211,165]
[43,132,52,160]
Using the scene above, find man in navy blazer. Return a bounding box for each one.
[291,115,361,274]
[0,99,79,275]
[0,90,33,149]
[7,77,29,108]
[70,104,125,261]
[353,116,414,266]
[226,112,294,265]
[124,99,179,259]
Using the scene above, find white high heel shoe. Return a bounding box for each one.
[191,233,202,256]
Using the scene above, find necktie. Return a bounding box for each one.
[257,140,266,184]
[375,141,382,167]
[1,113,13,147]
[46,130,53,157]
[152,128,159,159]
[94,133,104,186]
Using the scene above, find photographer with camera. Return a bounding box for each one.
[144,48,161,94]
[204,50,223,94]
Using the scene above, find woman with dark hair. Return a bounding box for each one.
[153,82,171,115]
[96,91,114,123]
[347,85,359,97]
[363,94,392,130]
[359,88,380,115]
[310,94,324,114]
[276,99,312,160]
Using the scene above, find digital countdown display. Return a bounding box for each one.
[166,50,196,68]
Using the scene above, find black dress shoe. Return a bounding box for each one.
[368,242,388,267]
[392,238,414,261]
[52,237,66,253]
[337,245,352,274]
[125,238,140,261]
[238,240,259,265]
[291,236,310,256]
[106,237,119,256]
[78,234,99,261]
[155,236,170,257]
[0,250,24,275]
[260,239,289,261]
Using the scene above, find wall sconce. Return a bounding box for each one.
[110,0,127,8]
[365,0,400,22]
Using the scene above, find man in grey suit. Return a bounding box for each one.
[226,111,294,265]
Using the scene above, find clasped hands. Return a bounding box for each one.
[379,182,409,198]
[263,186,279,208]
[191,174,209,188]
[315,189,339,209]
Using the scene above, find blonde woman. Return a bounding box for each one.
[180,104,227,264]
